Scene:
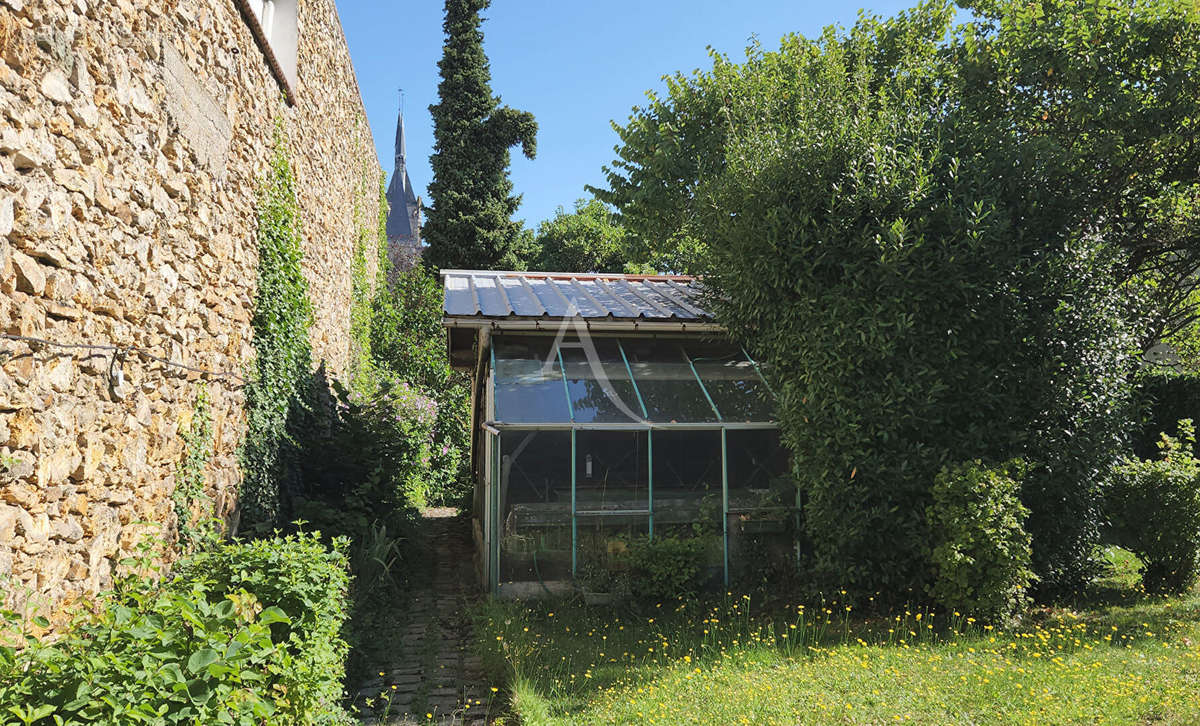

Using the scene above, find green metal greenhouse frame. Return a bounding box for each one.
[480,334,790,597]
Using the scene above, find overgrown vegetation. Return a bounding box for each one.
[472,570,1200,724]
[172,532,352,721]
[0,532,353,725]
[239,124,468,530]
[173,384,215,551]
[346,172,381,396]
[241,125,314,532]
[624,536,707,603]
[1107,420,1200,594]
[296,377,437,516]
[368,265,471,506]
[594,0,1200,598]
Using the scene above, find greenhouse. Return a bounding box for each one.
[443,270,795,597]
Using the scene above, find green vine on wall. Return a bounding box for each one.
[348,167,393,396]
[347,165,380,395]
[173,383,214,550]
[375,175,389,288]
[240,122,314,532]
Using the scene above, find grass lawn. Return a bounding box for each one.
[472,553,1200,724]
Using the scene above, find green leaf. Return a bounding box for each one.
[257,606,290,626]
[185,678,213,706]
[160,662,186,683]
[186,648,220,675]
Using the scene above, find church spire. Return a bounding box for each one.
[386,91,420,246]
[394,94,407,168]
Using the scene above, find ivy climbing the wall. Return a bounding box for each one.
[375,177,389,287]
[241,124,314,532]
[347,169,389,396]
[173,383,215,550]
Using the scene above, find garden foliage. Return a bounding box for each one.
[424,0,537,271]
[241,128,468,532]
[173,384,215,551]
[0,533,352,726]
[241,128,314,532]
[927,460,1034,622]
[346,174,387,396]
[625,536,707,602]
[297,377,438,517]
[531,198,639,274]
[1107,420,1200,593]
[368,265,471,506]
[1132,369,1200,459]
[596,0,1200,597]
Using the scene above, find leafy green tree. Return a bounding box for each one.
[596,0,1200,300]
[424,0,538,272]
[596,0,1200,596]
[588,64,729,274]
[531,198,635,273]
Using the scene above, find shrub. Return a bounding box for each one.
[625,536,706,602]
[1131,370,1200,459]
[1107,420,1200,594]
[170,532,352,723]
[297,374,438,512]
[926,460,1034,622]
[369,265,471,506]
[0,533,352,725]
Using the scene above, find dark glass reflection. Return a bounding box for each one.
[685,343,775,422]
[574,430,650,509]
[498,431,572,583]
[726,429,790,492]
[559,338,645,424]
[622,339,718,423]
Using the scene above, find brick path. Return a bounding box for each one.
[353,509,492,725]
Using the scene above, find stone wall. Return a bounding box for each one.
[0,0,383,622]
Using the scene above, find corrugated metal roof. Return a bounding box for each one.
[442,270,712,322]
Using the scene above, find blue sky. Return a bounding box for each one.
[338,0,917,231]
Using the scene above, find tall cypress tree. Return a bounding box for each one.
[424,0,537,271]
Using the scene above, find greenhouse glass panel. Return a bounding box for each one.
[685,344,774,423]
[650,430,724,583]
[575,513,649,593]
[574,430,649,592]
[498,431,572,586]
[493,337,571,423]
[725,429,795,586]
[621,338,718,423]
[559,339,646,423]
[574,431,649,510]
[726,429,789,491]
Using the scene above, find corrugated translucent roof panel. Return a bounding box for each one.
[442,270,712,321]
